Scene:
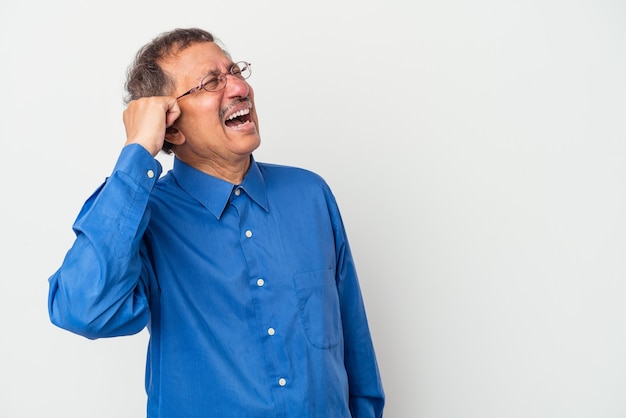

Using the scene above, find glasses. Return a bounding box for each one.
[175,61,252,100]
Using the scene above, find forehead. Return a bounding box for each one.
[160,42,231,87]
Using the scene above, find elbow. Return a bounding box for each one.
[48,276,101,339]
[49,308,102,340]
[49,301,148,339]
[48,284,148,339]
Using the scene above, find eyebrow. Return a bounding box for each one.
[200,62,235,80]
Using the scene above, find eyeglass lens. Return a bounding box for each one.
[201,62,251,92]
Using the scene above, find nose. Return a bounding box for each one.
[224,74,250,98]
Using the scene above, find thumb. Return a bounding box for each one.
[165,99,181,127]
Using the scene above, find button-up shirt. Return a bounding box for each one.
[48,144,384,417]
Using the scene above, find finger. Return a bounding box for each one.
[164,98,182,128]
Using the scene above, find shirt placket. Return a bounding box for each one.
[230,186,291,415]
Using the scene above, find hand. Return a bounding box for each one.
[123,96,181,156]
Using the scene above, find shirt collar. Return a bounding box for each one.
[172,156,268,220]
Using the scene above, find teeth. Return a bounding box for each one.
[227,108,250,121]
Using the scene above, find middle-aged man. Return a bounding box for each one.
[48,27,385,417]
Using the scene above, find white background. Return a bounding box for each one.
[1,0,626,417]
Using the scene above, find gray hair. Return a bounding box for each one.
[124,28,222,153]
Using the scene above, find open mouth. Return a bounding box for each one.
[225,106,252,128]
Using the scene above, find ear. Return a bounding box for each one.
[165,126,185,146]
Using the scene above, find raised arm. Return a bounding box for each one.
[48,97,180,339]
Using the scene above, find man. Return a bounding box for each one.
[48,27,384,417]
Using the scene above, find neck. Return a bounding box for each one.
[179,154,251,184]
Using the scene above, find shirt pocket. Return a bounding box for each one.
[293,268,342,349]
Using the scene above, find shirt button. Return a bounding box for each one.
[278,378,286,387]
[257,278,265,287]
[245,230,252,238]
[267,327,275,336]
[234,188,241,196]
[147,169,155,179]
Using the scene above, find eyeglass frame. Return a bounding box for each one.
[175,61,252,100]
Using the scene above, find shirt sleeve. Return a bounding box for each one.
[48,144,162,340]
[325,186,386,418]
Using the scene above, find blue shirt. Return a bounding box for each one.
[48,144,384,417]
